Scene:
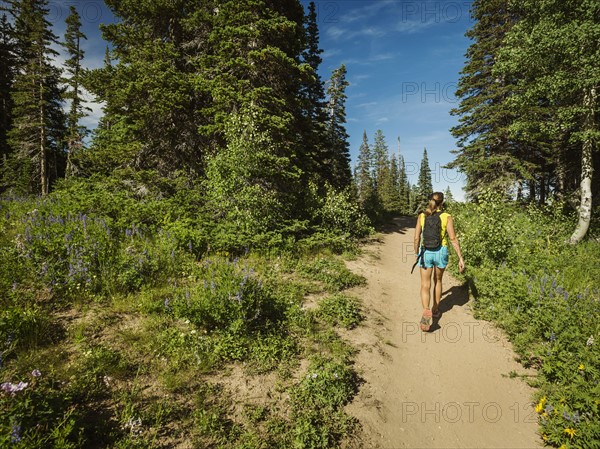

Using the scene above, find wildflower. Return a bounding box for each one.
[535,396,547,414]
[578,363,584,371]
[31,369,41,377]
[311,373,318,379]
[544,404,554,415]
[164,298,171,311]
[549,332,556,343]
[563,427,576,439]
[10,422,21,443]
[1,381,29,394]
[587,335,594,346]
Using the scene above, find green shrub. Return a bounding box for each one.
[297,257,365,293]
[316,294,362,329]
[451,194,600,448]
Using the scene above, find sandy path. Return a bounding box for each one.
[343,217,541,449]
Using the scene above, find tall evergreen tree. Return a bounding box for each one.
[62,5,88,177]
[416,148,433,212]
[449,0,524,198]
[398,154,410,214]
[495,0,600,242]
[372,129,397,212]
[0,13,16,174]
[325,64,352,189]
[85,0,201,176]
[385,153,402,213]
[444,186,455,204]
[371,129,389,192]
[355,130,375,210]
[5,0,66,195]
[301,1,325,123]
[300,1,329,186]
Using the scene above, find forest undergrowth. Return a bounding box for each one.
[449,192,600,449]
[0,175,371,449]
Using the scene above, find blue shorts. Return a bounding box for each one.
[421,246,449,269]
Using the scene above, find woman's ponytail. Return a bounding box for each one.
[424,192,444,216]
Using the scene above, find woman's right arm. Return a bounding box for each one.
[446,215,465,273]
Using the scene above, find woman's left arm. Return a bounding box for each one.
[414,215,422,254]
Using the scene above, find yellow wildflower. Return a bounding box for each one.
[535,397,547,414]
[564,428,576,439]
[558,444,566,449]
[578,363,584,371]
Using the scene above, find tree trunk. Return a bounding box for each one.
[568,87,595,244]
[39,48,47,196]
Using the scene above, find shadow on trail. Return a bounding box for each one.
[429,283,470,332]
[375,215,415,236]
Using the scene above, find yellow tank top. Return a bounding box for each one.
[419,210,449,247]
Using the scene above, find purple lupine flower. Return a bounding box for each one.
[10,422,21,443]
[188,241,193,252]
[572,411,581,424]
[563,291,569,301]
[31,369,41,377]
[1,381,29,394]
[549,332,556,343]
[164,298,171,311]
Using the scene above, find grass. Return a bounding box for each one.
[449,195,600,448]
[0,197,367,448]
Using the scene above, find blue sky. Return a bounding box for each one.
[307,0,474,199]
[46,0,473,199]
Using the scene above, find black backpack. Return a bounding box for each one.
[422,212,442,249]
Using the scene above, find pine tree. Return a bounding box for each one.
[416,148,433,212]
[62,5,88,177]
[5,0,66,195]
[495,0,600,242]
[325,64,352,189]
[372,129,389,193]
[398,154,410,214]
[0,13,16,174]
[355,130,375,209]
[85,0,201,176]
[449,0,524,198]
[299,1,330,187]
[385,153,402,213]
[301,1,325,123]
[444,186,455,204]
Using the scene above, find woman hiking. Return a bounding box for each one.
[413,192,465,331]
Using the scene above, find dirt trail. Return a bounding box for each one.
[343,217,541,449]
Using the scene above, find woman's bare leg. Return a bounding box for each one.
[432,266,445,313]
[420,267,433,310]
